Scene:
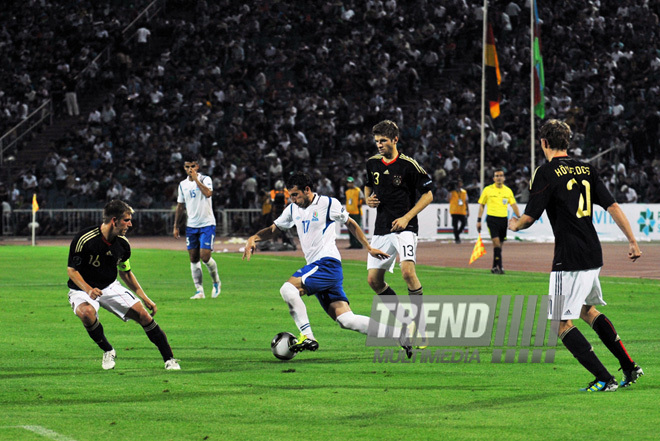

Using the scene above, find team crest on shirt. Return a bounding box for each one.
[312,211,319,221]
[393,175,402,186]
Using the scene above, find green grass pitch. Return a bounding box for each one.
[0,245,658,441]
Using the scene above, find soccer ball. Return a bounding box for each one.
[271,332,298,361]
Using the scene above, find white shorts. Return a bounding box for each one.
[548,268,605,320]
[367,231,418,273]
[68,280,141,322]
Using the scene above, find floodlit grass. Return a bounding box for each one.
[0,246,658,441]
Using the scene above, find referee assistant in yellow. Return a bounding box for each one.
[477,169,520,274]
[345,176,365,249]
[448,179,469,243]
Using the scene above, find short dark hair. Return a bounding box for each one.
[539,119,572,151]
[183,154,198,164]
[103,199,133,223]
[372,120,400,140]
[286,171,314,191]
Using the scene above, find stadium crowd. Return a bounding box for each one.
[3,0,660,227]
[0,0,153,133]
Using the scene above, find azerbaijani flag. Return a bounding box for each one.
[533,0,545,119]
[32,193,39,213]
[469,234,487,264]
[486,23,501,119]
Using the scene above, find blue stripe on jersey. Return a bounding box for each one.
[322,196,334,234]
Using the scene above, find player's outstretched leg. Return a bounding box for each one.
[335,311,413,359]
[142,319,179,369]
[280,282,316,343]
[82,314,115,369]
[590,313,643,387]
[561,326,616,391]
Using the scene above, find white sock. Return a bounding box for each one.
[336,311,404,340]
[191,262,203,290]
[336,311,370,334]
[204,257,220,283]
[280,282,314,340]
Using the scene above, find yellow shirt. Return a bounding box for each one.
[478,184,516,218]
[345,187,364,215]
[449,189,468,215]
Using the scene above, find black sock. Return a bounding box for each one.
[591,314,635,371]
[408,286,426,343]
[85,319,113,352]
[378,285,397,296]
[561,326,611,381]
[143,320,174,362]
[493,247,502,268]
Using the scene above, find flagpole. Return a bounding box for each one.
[31,204,37,246]
[31,193,38,246]
[530,0,535,175]
[480,0,487,194]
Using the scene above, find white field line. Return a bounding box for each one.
[1,425,77,441]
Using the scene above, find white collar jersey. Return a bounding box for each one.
[274,194,349,264]
[177,175,216,228]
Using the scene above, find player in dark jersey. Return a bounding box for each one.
[365,120,433,346]
[509,119,643,392]
[67,200,180,370]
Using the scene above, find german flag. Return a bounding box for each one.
[485,23,501,119]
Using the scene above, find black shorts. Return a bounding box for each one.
[486,216,507,241]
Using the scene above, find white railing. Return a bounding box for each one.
[0,100,53,165]
[1,208,264,238]
[121,0,166,43]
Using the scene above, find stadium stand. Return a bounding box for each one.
[2,0,660,230]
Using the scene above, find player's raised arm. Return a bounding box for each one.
[243,224,281,261]
[189,168,213,198]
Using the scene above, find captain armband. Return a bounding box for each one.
[118,259,131,272]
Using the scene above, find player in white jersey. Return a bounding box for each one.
[173,156,221,299]
[243,172,413,356]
